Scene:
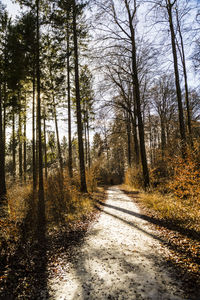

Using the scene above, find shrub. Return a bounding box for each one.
[45,168,96,227]
[86,167,98,192]
[168,155,200,202]
[124,166,144,189]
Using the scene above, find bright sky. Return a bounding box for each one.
[2,0,20,17]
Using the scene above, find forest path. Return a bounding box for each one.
[48,186,186,300]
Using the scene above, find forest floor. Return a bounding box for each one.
[1,186,199,299]
[48,186,198,300]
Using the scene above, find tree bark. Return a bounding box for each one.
[160,116,166,159]
[0,85,6,201]
[67,16,73,178]
[32,66,37,190]
[3,103,6,157]
[126,112,131,166]
[18,91,23,182]
[131,33,149,187]
[36,0,45,207]
[23,95,27,182]
[87,117,91,169]
[175,8,192,140]
[124,0,150,188]
[43,113,48,180]
[12,111,16,180]
[72,0,87,192]
[167,1,186,156]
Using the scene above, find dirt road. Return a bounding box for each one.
[49,186,187,300]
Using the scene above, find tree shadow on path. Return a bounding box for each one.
[98,200,200,242]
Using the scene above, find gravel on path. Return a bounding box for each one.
[48,186,187,300]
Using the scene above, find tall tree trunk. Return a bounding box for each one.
[84,112,88,166]
[36,0,45,212]
[131,110,139,166]
[175,8,192,140]
[18,91,23,182]
[43,113,48,180]
[72,0,87,192]
[124,0,149,187]
[0,85,6,202]
[3,105,6,156]
[148,107,153,167]
[67,16,73,178]
[160,116,166,159]
[3,82,6,155]
[12,111,16,180]
[32,67,37,190]
[23,96,27,182]
[87,117,91,169]
[130,29,149,187]
[126,112,131,166]
[167,1,186,156]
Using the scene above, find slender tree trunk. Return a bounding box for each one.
[148,108,153,167]
[175,8,192,139]
[36,0,45,209]
[124,1,149,187]
[18,91,23,181]
[131,31,149,187]
[167,1,186,156]
[72,0,87,192]
[87,117,91,169]
[32,67,37,190]
[12,111,16,180]
[126,112,131,166]
[160,116,166,159]
[43,113,48,180]
[0,85,6,201]
[3,105,6,155]
[23,96,27,182]
[131,111,139,166]
[84,120,88,167]
[153,129,157,165]
[3,82,6,156]
[67,17,73,178]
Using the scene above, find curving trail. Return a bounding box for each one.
[48,186,186,300]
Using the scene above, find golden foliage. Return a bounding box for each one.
[140,191,200,233]
[0,168,98,248]
[45,168,97,228]
[124,142,200,233]
[0,184,34,250]
[166,141,200,201]
[124,167,144,189]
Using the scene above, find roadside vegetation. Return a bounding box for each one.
[124,145,200,235]
[122,142,200,292]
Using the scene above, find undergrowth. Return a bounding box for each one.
[0,167,98,260]
[45,169,97,228]
[124,145,200,234]
[139,191,199,233]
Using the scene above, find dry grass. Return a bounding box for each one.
[0,168,99,251]
[45,168,98,228]
[7,184,33,223]
[124,167,144,189]
[122,184,200,234]
[140,191,200,233]
[0,183,35,263]
[124,149,200,234]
